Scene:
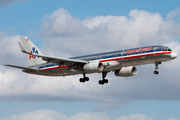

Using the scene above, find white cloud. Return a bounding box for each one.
[41,8,180,58]
[3,110,178,120]
[166,8,180,20]
[115,114,153,120]
[0,110,68,120]
[0,32,26,65]
[165,118,180,120]
[0,110,157,120]
[41,9,86,37]
[0,110,112,120]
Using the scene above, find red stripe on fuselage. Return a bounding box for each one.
[41,65,68,71]
[100,51,172,62]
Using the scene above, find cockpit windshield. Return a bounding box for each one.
[162,48,172,52]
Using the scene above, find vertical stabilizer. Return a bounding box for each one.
[21,37,45,66]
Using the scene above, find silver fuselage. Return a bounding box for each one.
[23,45,177,76]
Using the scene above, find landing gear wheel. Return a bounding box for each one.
[79,78,85,82]
[154,71,159,74]
[98,80,104,85]
[84,77,89,81]
[98,72,109,85]
[98,79,108,85]
[103,79,108,83]
[79,72,89,83]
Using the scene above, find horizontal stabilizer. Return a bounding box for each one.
[4,64,37,71]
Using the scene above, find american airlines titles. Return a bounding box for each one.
[126,47,152,54]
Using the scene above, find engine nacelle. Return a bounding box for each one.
[115,66,137,77]
[83,62,104,72]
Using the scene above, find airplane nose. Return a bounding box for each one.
[171,52,177,59]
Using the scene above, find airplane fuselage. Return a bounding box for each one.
[23,45,176,76]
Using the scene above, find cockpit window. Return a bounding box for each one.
[162,48,172,52]
[168,49,172,51]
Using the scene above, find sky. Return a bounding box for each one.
[0,0,180,120]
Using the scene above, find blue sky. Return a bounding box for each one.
[0,0,180,120]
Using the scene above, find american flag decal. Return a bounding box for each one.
[26,39,29,41]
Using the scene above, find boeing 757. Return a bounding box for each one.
[5,37,177,85]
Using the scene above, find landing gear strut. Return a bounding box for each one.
[154,62,161,74]
[79,72,89,83]
[98,72,108,85]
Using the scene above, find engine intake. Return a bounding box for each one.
[115,66,137,77]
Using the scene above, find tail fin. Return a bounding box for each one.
[21,37,45,66]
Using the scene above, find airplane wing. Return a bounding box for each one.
[18,42,87,66]
[4,64,37,71]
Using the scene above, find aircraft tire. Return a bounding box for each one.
[98,80,104,85]
[85,77,89,81]
[103,79,108,83]
[79,78,85,82]
[154,71,159,74]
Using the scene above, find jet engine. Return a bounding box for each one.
[114,66,137,77]
[83,62,104,72]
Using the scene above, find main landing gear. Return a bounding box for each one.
[79,72,89,83]
[98,72,108,85]
[154,62,161,74]
[79,72,109,85]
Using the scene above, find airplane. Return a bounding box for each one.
[5,37,177,85]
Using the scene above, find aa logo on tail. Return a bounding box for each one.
[29,47,39,59]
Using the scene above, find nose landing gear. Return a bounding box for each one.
[154,62,161,74]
